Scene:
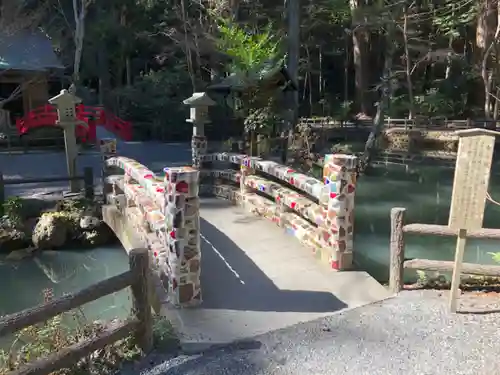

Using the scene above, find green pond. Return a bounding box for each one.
[2,164,500,338]
[354,165,500,281]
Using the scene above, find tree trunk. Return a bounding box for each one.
[72,0,87,86]
[359,24,395,173]
[476,0,497,119]
[350,0,370,115]
[402,9,415,119]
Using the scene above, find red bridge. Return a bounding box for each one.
[15,104,133,142]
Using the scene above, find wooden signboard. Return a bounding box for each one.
[448,128,499,312]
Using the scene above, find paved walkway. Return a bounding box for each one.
[163,198,390,350]
[122,290,500,375]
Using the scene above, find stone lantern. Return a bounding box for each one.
[183,92,215,168]
[49,89,88,193]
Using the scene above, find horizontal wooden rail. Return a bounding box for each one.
[389,207,500,294]
[10,319,139,375]
[403,223,500,239]
[404,259,500,277]
[0,270,135,336]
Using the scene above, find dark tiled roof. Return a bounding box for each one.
[0,30,64,71]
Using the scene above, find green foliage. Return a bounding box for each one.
[432,0,477,38]
[414,90,456,117]
[488,252,500,264]
[152,315,178,350]
[2,197,24,229]
[112,68,194,140]
[244,99,281,133]
[215,18,284,77]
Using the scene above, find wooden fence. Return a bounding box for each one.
[389,207,500,294]
[0,167,94,211]
[0,248,153,375]
[299,117,500,130]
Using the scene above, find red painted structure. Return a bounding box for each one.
[15,104,133,142]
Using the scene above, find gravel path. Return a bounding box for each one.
[120,290,500,375]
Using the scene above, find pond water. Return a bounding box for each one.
[2,163,500,340]
[0,245,131,347]
[354,165,500,281]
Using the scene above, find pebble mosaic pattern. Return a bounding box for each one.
[202,151,358,271]
[244,175,326,226]
[242,157,327,202]
[100,138,117,186]
[200,169,241,184]
[104,155,202,306]
[192,135,207,168]
[322,154,357,270]
[201,152,245,164]
[163,167,201,306]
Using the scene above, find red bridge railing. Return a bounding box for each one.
[15,104,132,143]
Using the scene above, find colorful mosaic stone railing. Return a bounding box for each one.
[103,154,201,307]
[200,152,358,270]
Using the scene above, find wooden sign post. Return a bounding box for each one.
[448,128,499,312]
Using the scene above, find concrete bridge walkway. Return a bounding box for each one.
[168,198,391,349]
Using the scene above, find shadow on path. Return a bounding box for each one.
[199,218,347,313]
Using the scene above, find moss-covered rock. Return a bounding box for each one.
[31,212,72,250]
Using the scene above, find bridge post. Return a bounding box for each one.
[162,166,202,306]
[183,92,215,169]
[322,154,358,270]
[99,138,117,197]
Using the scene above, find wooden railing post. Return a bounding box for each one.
[83,167,94,200]
[128,248,153,353]
[390,207,406,294]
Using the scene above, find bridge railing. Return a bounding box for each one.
[15,105,133,143]
[100,142,201,307]
[199,152,358,270]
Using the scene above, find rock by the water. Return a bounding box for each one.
[80,222,116,247]
[0,228,30,253]
[80,215,100,230]
[32,213,71,250]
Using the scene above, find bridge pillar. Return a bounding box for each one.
[99,138,117,196]
[162,166,201,307]
[322,154,358,270]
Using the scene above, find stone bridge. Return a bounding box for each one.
[98,138,390,341]
[98,94,390,345]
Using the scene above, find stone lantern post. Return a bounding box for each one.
[183,92,215,168]
[49,89,88,193]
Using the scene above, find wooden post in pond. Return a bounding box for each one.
[448,128,499,312]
